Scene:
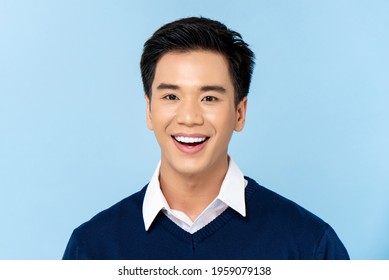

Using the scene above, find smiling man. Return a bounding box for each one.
[144,50,246,226]
[63,17,349,259]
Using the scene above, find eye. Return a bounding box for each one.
[163,94,178,101]
[202,96,218,102]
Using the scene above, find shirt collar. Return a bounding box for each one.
[217,158,246,217]
[142,158,246,231]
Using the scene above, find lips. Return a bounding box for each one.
[172,134,209,154]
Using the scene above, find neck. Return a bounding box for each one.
[159,157,229,221]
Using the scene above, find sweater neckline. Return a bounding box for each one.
[150,177,257,245]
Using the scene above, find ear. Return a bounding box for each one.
[234,97,247,132]
[145,94,153,130]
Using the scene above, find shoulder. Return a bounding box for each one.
[63,185,148,259]
[244,176,325,229]
[243,176,349,259]
[77,185,147,233]
[67,186,146,243]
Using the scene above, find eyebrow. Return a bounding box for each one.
[156,83,226,93]
[156,83,179,91]
[200,85,226,93]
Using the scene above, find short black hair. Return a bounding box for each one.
[140,17,255,106]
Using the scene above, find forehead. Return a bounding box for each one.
[152,50,233,89]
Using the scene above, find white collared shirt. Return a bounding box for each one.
[142,158,247,234]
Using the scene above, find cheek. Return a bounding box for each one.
[150,107,175,131]
[206,109,236,134]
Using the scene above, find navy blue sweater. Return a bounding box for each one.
[63,177,349,259]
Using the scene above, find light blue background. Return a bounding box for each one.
[0,0,388,259]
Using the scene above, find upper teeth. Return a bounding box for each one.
[175,136,206,143]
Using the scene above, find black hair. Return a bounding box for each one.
[140,17,255,106]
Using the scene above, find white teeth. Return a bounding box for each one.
[174,136,206,143]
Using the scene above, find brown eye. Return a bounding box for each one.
[202,96,218,102]
[164,94,178,100]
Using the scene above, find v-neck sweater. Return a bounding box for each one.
[63,177,349,259]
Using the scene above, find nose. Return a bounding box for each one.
[176,99,204,126]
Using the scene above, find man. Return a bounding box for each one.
[63,17,349,259]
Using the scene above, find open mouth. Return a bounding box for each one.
[172,136,208,146]
[171,135,209,154]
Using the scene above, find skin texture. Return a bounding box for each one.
[145,50,247,220]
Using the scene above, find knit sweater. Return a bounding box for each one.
[63,177,349,259]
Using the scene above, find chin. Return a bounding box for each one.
[169,157,211,177]
[174,164,206,177]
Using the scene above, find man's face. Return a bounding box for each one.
[145,50,247,178]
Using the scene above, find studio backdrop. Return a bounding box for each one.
[0,0,388,259]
